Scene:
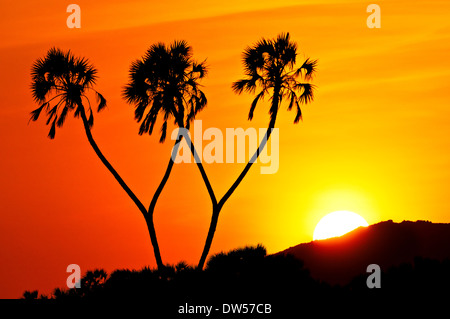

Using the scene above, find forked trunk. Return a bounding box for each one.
[79,107,164,269]
[197,89,280,270]
[145,117,218,270]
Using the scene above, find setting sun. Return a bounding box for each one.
[313,211,369,241]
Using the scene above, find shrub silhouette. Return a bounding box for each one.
[21,246,450,313]
[206,244,267,274]
[22,290,39,300]
[22,245,320,303]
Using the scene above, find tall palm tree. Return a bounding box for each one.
[198,33,317,269]
[30,47,150,264]
[123,40,217,269]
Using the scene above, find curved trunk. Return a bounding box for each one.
[197,206,219,269]
[79,107,164,269]
[183,133,217,207]
[148,138,181,215]
[147,127,217,269]
[197,87,280,270]
[146,137,181,269]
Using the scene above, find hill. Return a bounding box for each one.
[276,220,450,285]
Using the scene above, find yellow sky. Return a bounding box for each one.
[1,0,450,298]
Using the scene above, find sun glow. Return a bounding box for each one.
[313,210,369,241]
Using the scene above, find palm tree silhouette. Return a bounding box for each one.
[30,47,149,260]
[197,33,317,269]
[123,40,216,269]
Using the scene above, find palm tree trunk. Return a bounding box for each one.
[146,137,182,269]
[148,138,181,215]
[197,125,274,269]
[197,92,280,270]
[79,107,164,269]
[146,126,217,270]
[183,133,217,207]
[197,205,219,269]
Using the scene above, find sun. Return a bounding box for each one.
[313,210,369,241]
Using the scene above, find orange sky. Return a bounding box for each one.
[1,0,450,298]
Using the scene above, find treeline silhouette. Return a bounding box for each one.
[22,245,450,314]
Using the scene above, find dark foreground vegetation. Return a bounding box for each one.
[20,245,450,315]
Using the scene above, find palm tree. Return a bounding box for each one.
[30,47,150,264]
[123,40,216,269]
[198,33,317,269]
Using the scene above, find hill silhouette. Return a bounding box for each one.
[276,220,450,285]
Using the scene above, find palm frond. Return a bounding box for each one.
[287,91,297,111]
[133,101,148,122]
[46,105,58,124]
[87,109,94,128]
[192,60,208,79]
[138,113,151,135]
[138,107,157,135]
[31,78,53,103]
[232,79,255,94]
[48,118,57,139]
[293,99,302,124]
[295,58,318,80]
[96,91,107,112]
[196,90,207,113]
[56,106,69,127]
[29,102,48,122]
[249,90,265,120]
[30,57,47,81]
[231,79,246,94]
[275,32,297,68]
[159,121,168,142]
[170,40,191,58]
[297,83,315,104]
